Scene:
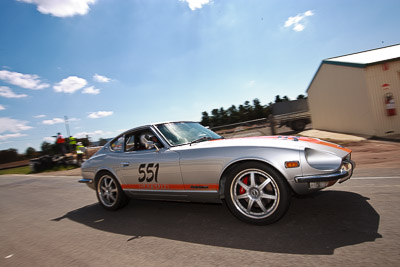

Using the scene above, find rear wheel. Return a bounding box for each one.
[96,173,129,210]
[224,162,291,225]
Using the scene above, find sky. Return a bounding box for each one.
[1,0,400,153]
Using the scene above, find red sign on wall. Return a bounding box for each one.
[382,63,389,71]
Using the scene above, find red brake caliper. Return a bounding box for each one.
[239,176,249,194]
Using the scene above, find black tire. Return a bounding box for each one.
[96,172,129,211]
[224,162,291,225]
[291,120,306,131]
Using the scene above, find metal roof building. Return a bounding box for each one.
[307,44,400,137]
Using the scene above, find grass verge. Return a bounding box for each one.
[0,165,78,175]
[0,166,31,175]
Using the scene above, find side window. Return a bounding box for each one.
[124,129,164,152]
[110,136,124,152]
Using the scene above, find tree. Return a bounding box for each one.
[201,96,278,127]
[41,141,56,155]
[238,104,246,121]
[252,98,263,119]
[275,95,283,103]
[219,107,228,124]
[242,101,252,121]
[297,94,307,99]
[0,148,22,164]
[210,108,221,126]
[201,111,211,126]
[25,147,36,159]
[275,95,290,103]
[227,105,238,123]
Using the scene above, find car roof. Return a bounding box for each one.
[149,120,198,126]
[119,121,199,135]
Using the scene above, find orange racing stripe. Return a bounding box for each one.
[122,183,219,191]
[295,136,352,153]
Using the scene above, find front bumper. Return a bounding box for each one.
[294,160,355,184]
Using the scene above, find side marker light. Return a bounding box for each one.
[285,161,300,168]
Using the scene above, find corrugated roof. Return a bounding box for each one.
[306,44,400,92]
[324,44,400,66]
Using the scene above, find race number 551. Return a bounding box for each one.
[138,163,160,183]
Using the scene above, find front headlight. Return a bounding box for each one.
[305,148,342,171]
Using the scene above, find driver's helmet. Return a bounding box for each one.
[140,134,150,146]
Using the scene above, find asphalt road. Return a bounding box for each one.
[1,168,399,266]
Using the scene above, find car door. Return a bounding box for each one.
[117,128,185,199]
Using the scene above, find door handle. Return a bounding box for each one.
[121,162,130,167]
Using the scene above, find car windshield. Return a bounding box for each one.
[155,122,222,146]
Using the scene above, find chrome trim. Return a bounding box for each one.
[295,169,349,183]
[295,160,354,183]
[78,178,93,184]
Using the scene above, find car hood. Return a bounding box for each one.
[173,136,351,158]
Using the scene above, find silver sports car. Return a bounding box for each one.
[79,121,355,224]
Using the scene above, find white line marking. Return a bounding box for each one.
[352,177,400,180]
[5,254,14,259]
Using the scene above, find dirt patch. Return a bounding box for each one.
[0,160,30,170]
[35,167,82,176]
[347,140,400,169]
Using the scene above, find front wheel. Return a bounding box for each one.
[224,162,291,225]
[96,173,129,211]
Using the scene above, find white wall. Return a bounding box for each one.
[308,64,375,135]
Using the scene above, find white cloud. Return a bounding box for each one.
[0,86,28,98]
[0,117,33,134]
[293,24,305,32]
[93,74,110,83]
[74,130,113,138]
[0,133,28,142]
[82,86,100,95]
[0,104,5,110]
[88,111,113,119]
[17,0,97,18]
[54,76,87,94]
[304,10,314,17]
[42,118,64,125]
[34,114,46,118]
[43,136,55,143]
[180,0,212,10]
[284,10,314,32]
[246,80,256,88]
[42,117,79,125]
[0,70,49,90]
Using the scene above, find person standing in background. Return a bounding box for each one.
[76,142,86,166]
[56,133,66,155]
[69,136,77,153]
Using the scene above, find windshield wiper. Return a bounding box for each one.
[189,136,214,145]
